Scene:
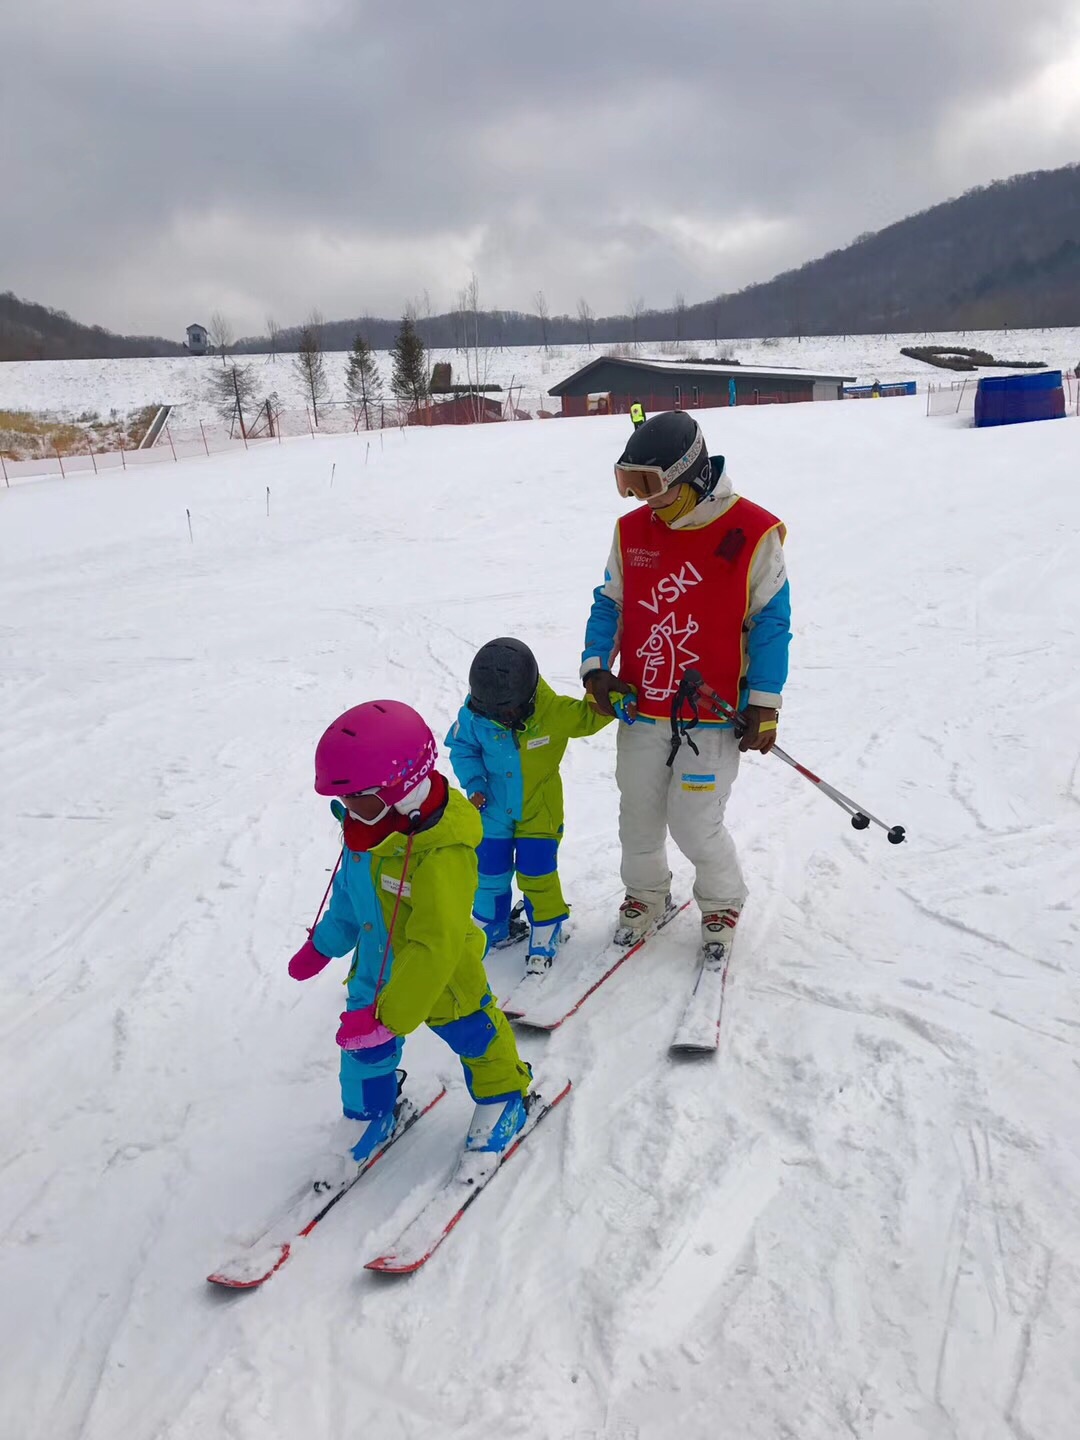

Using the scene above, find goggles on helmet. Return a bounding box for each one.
[613,429,706,500]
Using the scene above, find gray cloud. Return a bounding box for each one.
[3,0,1078,337]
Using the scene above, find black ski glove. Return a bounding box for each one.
[585,669,637,719]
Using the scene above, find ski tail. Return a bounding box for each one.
[364,1079,572,1275]
[207,1083,447,1289]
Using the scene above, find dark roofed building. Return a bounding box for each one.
[546,355,857,417]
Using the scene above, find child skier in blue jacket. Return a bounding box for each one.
[446,638,612,971]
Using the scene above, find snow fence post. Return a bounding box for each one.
[266,486,270,517]
[186,508,193,543]
[87,432,98,474]
[166,424,178,462]
[199,421,210,457]
[55,446,66,479]
[1,451,8,487]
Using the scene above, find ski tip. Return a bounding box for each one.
[207,1241,291,1289]
[508,1014,562,1032]
[418,1085,449,1115]
[364,1252,429,1276]
[540,1077,573,1105]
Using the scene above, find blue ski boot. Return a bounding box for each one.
[524,916,566,975]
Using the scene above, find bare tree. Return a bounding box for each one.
[629,296,645,350]
[265,314,281,362]
[673,292,686,347]
[293,310,328,424]
[208,311,233,366]
[458,273,493,422]
[209,362,258,437]
[534,290,550,352]
[576,298,595,349]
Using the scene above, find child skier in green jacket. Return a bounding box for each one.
[446,638,612,972]
[287,699,533,1175]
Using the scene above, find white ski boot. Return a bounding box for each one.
[614,892,676,946]
[700,906,741,964]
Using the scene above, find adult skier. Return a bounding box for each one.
[580,411,791,960]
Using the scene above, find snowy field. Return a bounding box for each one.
[1,396,1079,1440]
[2,326,1079,427]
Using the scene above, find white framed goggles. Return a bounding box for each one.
[342,788,391,823]
[614,462,668,500]
[614,431,705,500]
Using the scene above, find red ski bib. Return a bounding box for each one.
[617,498,782,721]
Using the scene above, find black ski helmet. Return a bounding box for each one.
[468,637,539,724]
[618,411,716,498]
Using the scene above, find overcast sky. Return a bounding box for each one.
[4,0,1080,339]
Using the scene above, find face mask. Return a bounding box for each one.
[652,484,698,525]
[394,777,431,820]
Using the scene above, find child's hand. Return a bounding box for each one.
[612,692,638,724]
[469,792,487,810]
[336,1006,397,1051]
[288,936,332,981]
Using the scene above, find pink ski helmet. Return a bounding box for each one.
[314,700,438,806]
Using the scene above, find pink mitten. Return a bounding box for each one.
[336,1005,397,1051]
[288,937,332,981]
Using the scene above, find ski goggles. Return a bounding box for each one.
[614,431,705,500]
[342,788,391,824]
[614,462,670,500]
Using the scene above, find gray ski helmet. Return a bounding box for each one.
[618,411,714,497]
[468,637,539,722]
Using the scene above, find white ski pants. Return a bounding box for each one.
[616,721,747,914]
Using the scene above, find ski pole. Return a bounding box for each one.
[679,670,906,845]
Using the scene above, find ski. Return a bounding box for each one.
[670,942,732,1054]
[503,901,690,1031]
[365,1078,572,1275]
[207,1083,446,1289]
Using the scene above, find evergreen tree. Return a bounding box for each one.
[293,319,329,424]
[391,314,428,414]
[344,331,383,430]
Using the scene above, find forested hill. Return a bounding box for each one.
[695,162,1080,338]
[240,163,1080,351]
[0,292,185,362]
[4,162,1079,361]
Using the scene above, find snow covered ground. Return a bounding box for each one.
[2,326,1079,427]
[1,395,1078,1440]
